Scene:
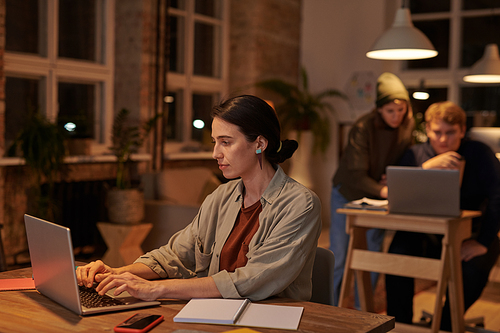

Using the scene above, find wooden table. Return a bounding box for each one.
[0,266,394,333]
[97,222,153,267]
[337,209,481,333]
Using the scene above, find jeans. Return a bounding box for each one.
[329,184,385,307]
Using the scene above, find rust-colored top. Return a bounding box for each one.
[219,200,262,272]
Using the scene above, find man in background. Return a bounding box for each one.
[385,101,500,331]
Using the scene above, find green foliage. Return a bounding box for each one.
[110,108,160,189]
[8,112,66,220]
[256,67,347,154]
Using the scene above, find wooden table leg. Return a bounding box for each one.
[339,221,374,312]
[431,241,449,333]
[446,219,470,333]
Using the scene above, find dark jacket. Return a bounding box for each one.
[333,109,414,201]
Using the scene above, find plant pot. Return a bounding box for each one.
[106,188,144,224]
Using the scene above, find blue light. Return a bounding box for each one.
[64,122,77,132]
[193,119,205,129]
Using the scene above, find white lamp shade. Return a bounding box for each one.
[413,91,429,100]
[463,44,500,83]
[366,8,438,60]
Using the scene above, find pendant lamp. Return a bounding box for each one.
[366,6,438,60]
[463,44,500,83]
[412,79,429,100]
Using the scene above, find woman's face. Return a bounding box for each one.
[378,100,408,129]
[211,117,260,180]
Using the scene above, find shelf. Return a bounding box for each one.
[0,153,152,166]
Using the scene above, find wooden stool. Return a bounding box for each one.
[97,222,153,267]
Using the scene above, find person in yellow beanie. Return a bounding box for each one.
[330,72,415,307]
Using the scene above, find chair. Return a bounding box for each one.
[311,247,335,306]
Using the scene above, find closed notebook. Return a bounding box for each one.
[173,298,303,330]
[0,278,36,291]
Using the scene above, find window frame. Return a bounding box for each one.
[398,1,500,107]
[166,0,229,151]
[4,0,115,154]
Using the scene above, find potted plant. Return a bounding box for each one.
[256,66,347,154]
[106,108,160,224]
[256,67,347,188]
[8,112,66,221]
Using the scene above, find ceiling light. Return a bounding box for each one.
[366,7,438,60]
[412,79,429,100]
[463,44,500,83]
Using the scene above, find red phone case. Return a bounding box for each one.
[114,313,164,333]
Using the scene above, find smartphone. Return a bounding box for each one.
[114,313,164,333]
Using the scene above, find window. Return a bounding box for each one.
[166,0,228,149]
[398,0,500,129]
[4,0,114,154]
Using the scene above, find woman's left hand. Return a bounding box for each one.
[95,272,162,301]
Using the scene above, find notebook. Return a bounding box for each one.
[386,166,461,217]
[173,298,304,330]
[24,214,160,315]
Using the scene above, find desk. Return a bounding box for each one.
[0,266,394,333]
[337,209,481,333]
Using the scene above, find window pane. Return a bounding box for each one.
[57,83,95,139]
[410,0,450,13]
[463,0,500,10]
[194,22,218,77]
[6,0,40,54]
[195,0,220,18]
[461,86,500,128]
[58,0,97,61]
[169,15,185,73]
[5,77,40,151]
[191,93,216,142]
[170,0,185,10]
[461,16,500,68]
[165,91,182,141]
[408,87,449,116]
[406,19,449,69]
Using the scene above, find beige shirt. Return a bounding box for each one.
[135,166,322,301]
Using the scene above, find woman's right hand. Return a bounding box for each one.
[76,260,117,288]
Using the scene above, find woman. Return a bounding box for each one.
[330,72,415,306]
[77,95,322,302]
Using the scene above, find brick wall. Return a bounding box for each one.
[229,0,301,97]
[0,0,302,265]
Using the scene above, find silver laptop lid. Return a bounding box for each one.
[24,214,83,315]
[24,214,161,315]
[387,166,461,217]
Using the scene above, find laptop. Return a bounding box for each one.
[24,214,160,315]
[386,166,461,217]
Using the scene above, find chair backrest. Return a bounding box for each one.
[310,247,335,306]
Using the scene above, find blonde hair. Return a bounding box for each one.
[425,101,466,127]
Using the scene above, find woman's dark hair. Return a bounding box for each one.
[211,95,298,164]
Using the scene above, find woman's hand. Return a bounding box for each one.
[379,186,388,199]
[95,272,162,301]
[76,260,116,288]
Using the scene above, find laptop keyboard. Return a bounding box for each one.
[79,285,125,308]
